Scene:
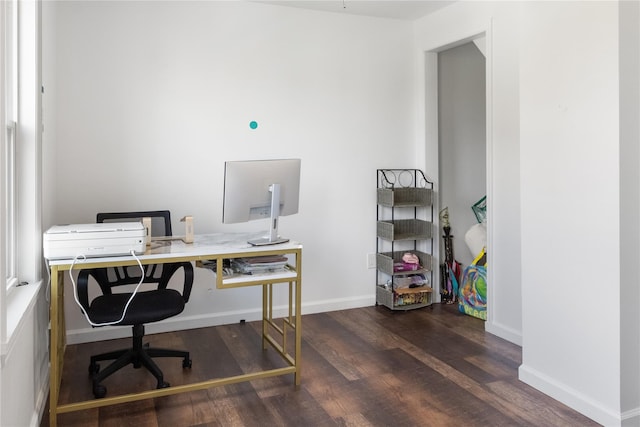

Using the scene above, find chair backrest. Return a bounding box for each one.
[97,210,172,237]
[93,210,179,293]
[77,210,194,323]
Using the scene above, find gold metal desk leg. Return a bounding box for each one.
[294,253,302,386]
[294,281,302,386]
[49,267,64,427]
[262,284,268,350]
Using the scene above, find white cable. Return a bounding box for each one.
[70,250,146,327]
[45,259,51,304]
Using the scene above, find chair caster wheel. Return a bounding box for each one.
[88,363,100,376]
[93,383,107,399]
[183,358,192,369]
[157,381,170,389]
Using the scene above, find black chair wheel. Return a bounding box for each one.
[157,381,170,389]
[183,358,192,369]
[88,363,100,376]
[93,383,107,399]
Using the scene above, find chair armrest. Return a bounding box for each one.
[158,262,194,304]
[76,268,109,312]
[180,262,194,303]
[76,269,91,312]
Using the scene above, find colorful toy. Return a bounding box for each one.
[458,248,487,320]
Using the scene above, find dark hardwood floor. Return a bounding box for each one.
[42,304,600,427]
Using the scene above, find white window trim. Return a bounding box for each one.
[0,0,9,348]
[1,0,43,357]
[5,121,17,292]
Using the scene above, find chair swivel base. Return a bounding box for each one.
[88,324,192,399]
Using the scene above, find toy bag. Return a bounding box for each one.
[458,248,487,320]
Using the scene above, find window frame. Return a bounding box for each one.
[5,120,17,292]
[1,0,43,354]
[3,0,18,295]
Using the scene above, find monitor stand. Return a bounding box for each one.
[248,183,290,246]
[248,235,289,246]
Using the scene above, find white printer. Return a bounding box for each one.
[43,222,146,260]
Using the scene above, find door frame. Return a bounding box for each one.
[421,22,494,324]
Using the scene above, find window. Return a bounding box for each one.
[5,121,17,290]
[3,0,18,293]
[1,0,42,349]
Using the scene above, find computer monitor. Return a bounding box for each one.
[222,158,301,246]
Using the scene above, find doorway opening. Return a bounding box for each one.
[425,34,490,322]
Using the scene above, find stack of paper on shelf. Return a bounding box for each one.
[231,255,289,274]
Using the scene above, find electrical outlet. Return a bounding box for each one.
[367,253,376,269]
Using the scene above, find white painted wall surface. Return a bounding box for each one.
[518,2,629,426]
[1,286,50,427]
[619,1,640,424]
[414,1,523,344]
[44,1,417,342]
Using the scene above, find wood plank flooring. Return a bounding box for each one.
[41,304,600,427]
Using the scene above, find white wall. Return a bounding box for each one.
[0,286,49,427]
[619,1,640,423]
[518,2,639,426]
[42,0,57,232]
[414,1,523,344]
[43,1,418,342]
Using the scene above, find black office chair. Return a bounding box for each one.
[76,210,194,398]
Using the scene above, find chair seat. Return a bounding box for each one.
[89,289,185,325]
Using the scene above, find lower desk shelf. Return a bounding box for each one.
[196,260,297,289]
[376,285,433,311]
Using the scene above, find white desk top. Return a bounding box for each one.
[47,232,302,267]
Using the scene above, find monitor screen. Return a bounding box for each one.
[222,158,301,245]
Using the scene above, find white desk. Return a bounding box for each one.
[47,233,302,427]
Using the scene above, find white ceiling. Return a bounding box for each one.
[255,1,455,21]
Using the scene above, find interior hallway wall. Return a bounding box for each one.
[618,0,640,422]
[438,41,486,268]
[518,2,638,426]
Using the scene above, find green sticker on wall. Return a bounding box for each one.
[249,121,258,129]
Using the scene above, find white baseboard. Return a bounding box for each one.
[622,408,640,427]
[485,319,522,346]
[299,294,376,315]
[66,295,375,345]
[32,370,49,427]
[519,363,624,427]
